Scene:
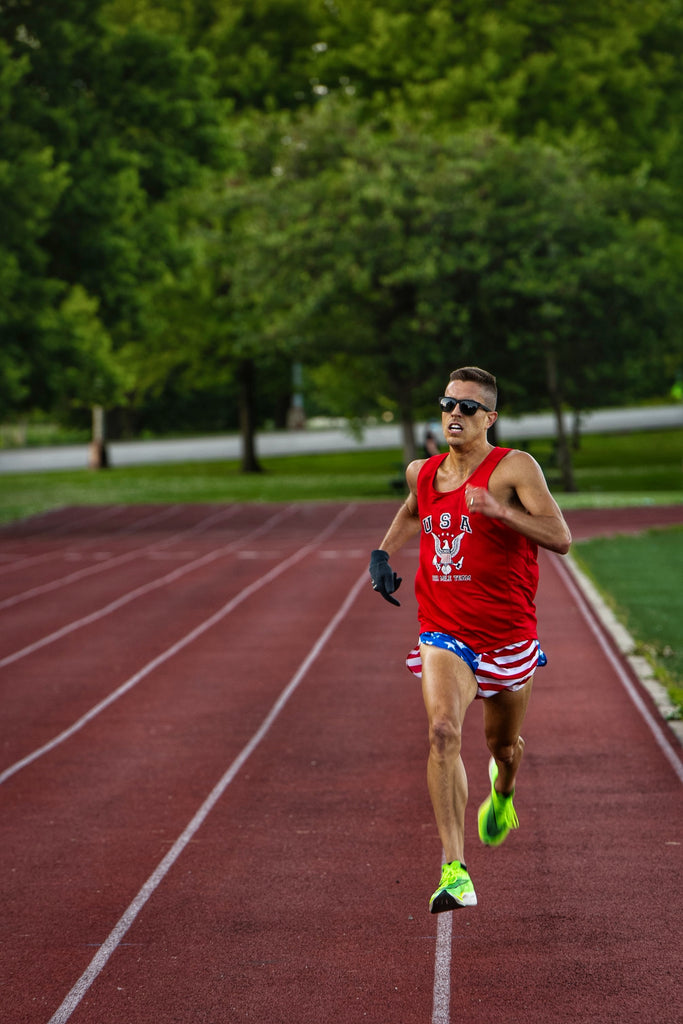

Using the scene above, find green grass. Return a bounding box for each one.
[0,450,409,525]
[573,526,683,716]
[519,428,683,493]
[0,428,681,526]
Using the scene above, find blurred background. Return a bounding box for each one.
[1,0,682,486]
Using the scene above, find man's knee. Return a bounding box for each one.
[486,735,524,766]
[429,716,463,758]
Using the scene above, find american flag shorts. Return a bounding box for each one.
[406,631,547,699]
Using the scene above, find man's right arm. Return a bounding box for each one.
[379,459,423,554]
[369,461,423,606]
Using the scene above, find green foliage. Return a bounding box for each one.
[0,0,230,421]
[316,1,683,181]
[230,106,680,466]
[99,0,683,192]
[2,0,683,458]
[104,0,330,110]
[0,38,70,416]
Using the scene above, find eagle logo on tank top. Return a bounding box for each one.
[432,531,465,575]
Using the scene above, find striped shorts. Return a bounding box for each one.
[406,631,547,699]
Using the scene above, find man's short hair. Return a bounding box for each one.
[449,367,497,409]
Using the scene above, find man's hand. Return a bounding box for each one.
[369,549,402,607]
[464,485,503,519]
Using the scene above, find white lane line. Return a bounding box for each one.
[0,505,240,611]
[0,507,132,576]
[0,505,354,785]
[552,554,683,783]
[0,549,73,576]
[431,892,453,1024]
[0,505,186,577]
[0,503,215,577]
[45,566,367,1024]
[0,507,295,668]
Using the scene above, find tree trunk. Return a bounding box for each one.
[544,349,576,492]
[88,404,109,470]
[400,406,417,465]
[238,358,263,473]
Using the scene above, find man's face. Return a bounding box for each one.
[441,381,495,445]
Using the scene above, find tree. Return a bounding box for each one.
[0,0,230,438]
[231,104,680,481]
[8,0,677,478]
[103,0,328,111]
[315,1,683,181]
[115,169,302,471]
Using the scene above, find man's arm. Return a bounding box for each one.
[378,460,423,554]
[369,460,424,605]
[465,450,571,554]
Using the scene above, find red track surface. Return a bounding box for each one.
[0,502,681,1024]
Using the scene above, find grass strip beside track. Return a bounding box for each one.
[573,525,683,715]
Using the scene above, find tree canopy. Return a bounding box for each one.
[0,0,230,420]
[1,0,681,486]
[225,103,679,478]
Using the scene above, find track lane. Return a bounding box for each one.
[439,553,681,1024]
[0,506,295,663]
[0,506,184,577]
[0,505,359,777]
[38,569,430,1024]
[0,504,680,1024]
[43,547,683,1024]
[0,506,243,612]
[1,514,395,1022]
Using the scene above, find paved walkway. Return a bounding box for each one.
[1,405,681,473]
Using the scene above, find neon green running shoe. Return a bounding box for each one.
[429,860,477,913]
[477,757,519,846]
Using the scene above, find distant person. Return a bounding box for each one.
[423,430,440,457]
[369,366,571,912]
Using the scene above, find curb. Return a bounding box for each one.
[564,554,683,747]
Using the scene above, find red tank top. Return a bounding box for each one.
[414,447,539,651]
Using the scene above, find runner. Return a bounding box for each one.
[369,366,571,912]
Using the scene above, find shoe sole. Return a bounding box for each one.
[430,889,478,913]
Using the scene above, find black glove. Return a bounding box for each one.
[369,549,402,607]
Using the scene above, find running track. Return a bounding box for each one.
[0,502,681,1024]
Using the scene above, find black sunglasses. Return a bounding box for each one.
[438,396,492,416]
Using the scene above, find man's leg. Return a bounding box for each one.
[420,644,478,864]
[477,678,534,848]
[482,677,534,796]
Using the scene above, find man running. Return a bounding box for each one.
[369,366,571,912]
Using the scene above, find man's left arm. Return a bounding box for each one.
[465,451,572,554]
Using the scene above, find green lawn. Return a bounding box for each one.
[520,428,683,494]
[573,526,683,716]
[0,450,408,524]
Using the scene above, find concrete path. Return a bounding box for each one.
[0,404,681,473]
